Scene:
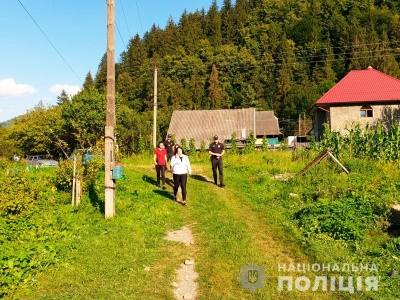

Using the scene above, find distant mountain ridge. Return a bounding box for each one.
[0,117,16,127]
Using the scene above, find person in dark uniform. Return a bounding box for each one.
[209,135,225,187]
[163,133,175,171]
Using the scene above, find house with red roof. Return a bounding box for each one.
[310,66,400,140]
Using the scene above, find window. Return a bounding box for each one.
[360,105,373,118]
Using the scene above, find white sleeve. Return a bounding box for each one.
[171,156,177,167]
[186,157,192,175]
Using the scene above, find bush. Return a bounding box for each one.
[54,155,104,193]
[0,173,37,222]
[230,132,238,155]
[180,138,188,153]
[242,131,255,154]
[295,193,390,241]
[189,138,196,156]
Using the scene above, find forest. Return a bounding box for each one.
[2,0,400,157]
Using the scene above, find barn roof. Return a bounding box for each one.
[316,66,400,105]
[167,108,280,148]
[255,111,282,136]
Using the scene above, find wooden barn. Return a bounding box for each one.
[166,108,282,149]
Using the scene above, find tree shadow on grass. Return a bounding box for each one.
[87,182,105,214]
[165,177,174,187]
[153,189,175,201]
[142,175,157,186]
[191,174,213,183]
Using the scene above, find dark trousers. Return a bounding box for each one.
[156,164,166,186]
[173,173,188,201]
[167,153,173,169]
[211,158,224,185]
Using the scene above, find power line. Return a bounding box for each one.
[114,38,400,71]
[17,0,83,84]
[134,0,144,36]
[115,21,126,49]
[119,0,131,37]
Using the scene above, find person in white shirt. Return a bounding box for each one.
[170,146,192,206]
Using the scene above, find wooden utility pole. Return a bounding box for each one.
[104,0,116,218]
[298,114,301,136]
[153,62,158,149]
[71,156,76,206]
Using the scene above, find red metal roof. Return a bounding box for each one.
[316,66,400,104]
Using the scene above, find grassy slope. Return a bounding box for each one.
[9,152,399,299]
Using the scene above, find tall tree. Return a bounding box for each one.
[7,106,66,157]
[56,90,70,106]
[208,63,223,109]
[206,0,222,47]
[61,87,106,149]
[163,16,179,55]
[221,0,235,44]
[82,72,94,91]
[120,34,147,80]
[144,24,165,57]
[178,10,206,54]
[94,53,107,93]
[375,31,400,77]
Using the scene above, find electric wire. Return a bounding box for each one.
[16,0,83,84]
[134,0,144,36]
[115,21,126,49]
[119,0,131,37]
[114,46,400,76]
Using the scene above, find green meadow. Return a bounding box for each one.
[1,150,399,299]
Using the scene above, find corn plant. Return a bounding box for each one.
[189,138,196,156]
[230,132,238,154]
[320,123,400,163]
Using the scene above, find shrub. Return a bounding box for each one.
[230,132,238,154]
[200,140,206,153]
[180,138,188,153]
[0,173,37,222]
[54,155,104,194]
[295,193,390,241]
[242,131,255,154]
[189,138,196,155]
[261,136,268,152]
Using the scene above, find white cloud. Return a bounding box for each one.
[0,78,37,97]
[49,84,81,96]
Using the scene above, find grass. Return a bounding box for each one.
[4,151,400,299]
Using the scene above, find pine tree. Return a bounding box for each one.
[208,63,222,109]
[82,72,94,91]
[163,16,179,55]
[221,0,235,44]
[206,0,222,47]
[120,34,147,80]
[56,90,70,106]
[94,53,107,92]
[178,10,206,54]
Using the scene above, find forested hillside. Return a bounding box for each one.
[3,0,400,157]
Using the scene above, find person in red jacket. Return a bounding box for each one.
[154,141,167,189]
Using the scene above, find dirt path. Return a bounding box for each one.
[164,226,198,300]
[126,164,334,298]
[189,166,333,299]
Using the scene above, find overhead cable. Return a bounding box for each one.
[17,0,83,84]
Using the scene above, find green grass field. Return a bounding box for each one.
[2,151,400,299]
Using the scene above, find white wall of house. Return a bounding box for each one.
[330,104,400,133]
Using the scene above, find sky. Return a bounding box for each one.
[0,0,223,123]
